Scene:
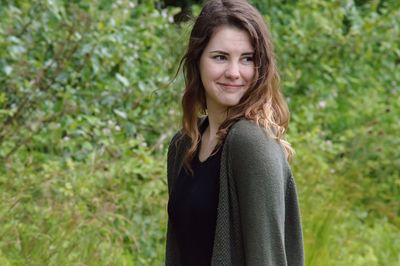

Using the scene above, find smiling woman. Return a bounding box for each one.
[166,0,304,265]
[199,26,255,114]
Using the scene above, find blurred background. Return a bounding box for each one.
[0,0,399,265]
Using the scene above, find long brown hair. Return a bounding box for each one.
[179,0,294,171]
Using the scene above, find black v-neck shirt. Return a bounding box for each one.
[167,130,222,266]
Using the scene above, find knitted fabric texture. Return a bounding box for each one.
[166,119,304,266]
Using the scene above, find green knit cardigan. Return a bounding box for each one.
[166,119,304,266]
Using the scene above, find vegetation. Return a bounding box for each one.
[0,0,399,265]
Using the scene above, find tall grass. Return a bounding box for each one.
[0,146,168,265]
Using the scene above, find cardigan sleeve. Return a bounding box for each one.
[167,131,181,195]
[227,120,303,266]
[165,131,183,266]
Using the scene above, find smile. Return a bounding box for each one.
[217,83,244,90]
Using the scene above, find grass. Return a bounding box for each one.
[0,140,399,265]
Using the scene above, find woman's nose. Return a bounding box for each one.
[225,62,240,80]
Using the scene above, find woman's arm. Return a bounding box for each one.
[227,120,302,265]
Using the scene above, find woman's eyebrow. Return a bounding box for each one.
[209,50,254,55]
[209,50,229,55]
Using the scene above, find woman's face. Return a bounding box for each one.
[199,26,255,113]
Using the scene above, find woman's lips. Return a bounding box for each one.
[217,82,244,91]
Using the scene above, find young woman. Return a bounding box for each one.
[166,0,304,265]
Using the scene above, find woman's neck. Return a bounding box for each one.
[205,104,227,141]
[198,103,226,161]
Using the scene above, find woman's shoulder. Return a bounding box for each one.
[225,119,290,169]
[169,116,206,148]
[226,119,282,151]
[168,130,182,149]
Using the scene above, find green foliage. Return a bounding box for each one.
[261,0,400,264]
[0,0,183,160]
[0,0,184,264]
[1,0,399,265]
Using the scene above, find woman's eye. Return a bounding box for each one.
[213,55,226,61]
[242,56,254,64]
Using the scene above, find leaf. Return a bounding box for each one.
[116,73,129,87]
[113,109,127,119]
[4,65,12,75]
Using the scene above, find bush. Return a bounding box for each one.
[0,0,184,264]
[1,0,399,265]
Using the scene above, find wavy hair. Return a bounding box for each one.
[179,0,294,171]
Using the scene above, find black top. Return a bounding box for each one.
[167,140,222,266]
